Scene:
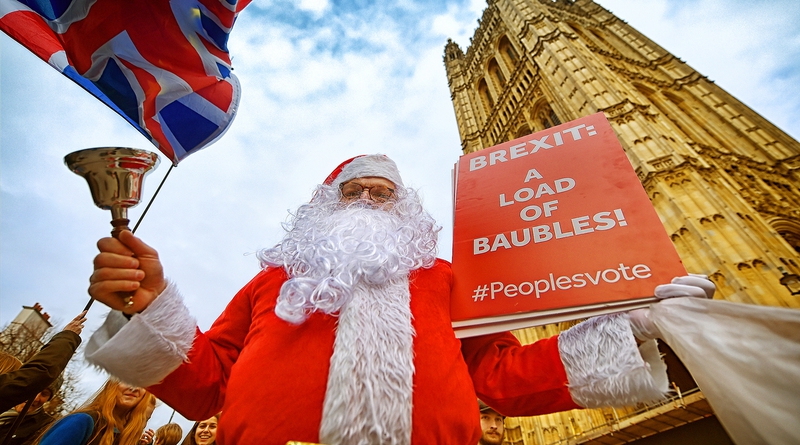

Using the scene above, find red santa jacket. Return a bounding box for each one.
[148,260,580,444]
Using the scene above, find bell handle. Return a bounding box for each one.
[83,222,132,312]
[111,218,131,239]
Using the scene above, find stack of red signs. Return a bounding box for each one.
[451,113,685,338]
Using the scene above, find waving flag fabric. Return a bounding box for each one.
[0,0,251,164]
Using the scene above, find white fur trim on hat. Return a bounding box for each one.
[330,154,404,188]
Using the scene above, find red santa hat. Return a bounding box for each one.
[324,154,404,188]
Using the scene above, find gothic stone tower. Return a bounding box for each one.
[444,0,800,443]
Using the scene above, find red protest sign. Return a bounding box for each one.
[451,113,685,337]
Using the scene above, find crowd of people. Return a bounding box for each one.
[0,366,216,445]
[0,311,212,444]
[2,154,717,444]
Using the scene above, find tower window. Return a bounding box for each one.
[489,59,505,87]
[550,110,561,126]
[506,46,517,61]
[498,36,518,67]
[494,66,505,85]
[479,79,494,111]
[539,108,560,129]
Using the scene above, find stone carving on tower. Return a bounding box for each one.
[444,0,800,442]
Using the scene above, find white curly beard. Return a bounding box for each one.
[318,277,415,445]
[257,184,440,445]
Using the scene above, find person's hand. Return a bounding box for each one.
[63,310,88,335]
[628,309,659,341]
[654,274,715,300]
[138,428,155,445]
[89,230,166,315]
[629,274,716,340]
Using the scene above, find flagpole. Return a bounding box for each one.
[83,164,175,312]
[1,399,32,445]
[131,164,174,234]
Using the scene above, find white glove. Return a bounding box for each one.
[629,274,716,340]
[653,274,716,300]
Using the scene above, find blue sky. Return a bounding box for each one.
[1,0,799,433]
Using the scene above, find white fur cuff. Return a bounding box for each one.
[558,314,669,408]
[84,281,197,387]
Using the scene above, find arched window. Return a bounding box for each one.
[770,218,800,253]
[537,106,560,129]
[549,109,561,127]
[589,29,614,52]
[488,58,505,88]
[633,82,656,98]
[567,21,613,53]
[478,79,494,111]
[498,36,518,68]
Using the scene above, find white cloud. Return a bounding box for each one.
[298,0,330,16]
[432,9,468,40]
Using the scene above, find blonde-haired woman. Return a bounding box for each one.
[36,378,155,445]
[153,423,183,445]
[0,352,23,374]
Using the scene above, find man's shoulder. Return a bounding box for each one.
[251,266,290,282]
[415,258,452,274]
[412,258,453,283]
[433,258,452,268]
[237,266,291,299]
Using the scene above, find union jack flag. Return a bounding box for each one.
[0,0,251,164]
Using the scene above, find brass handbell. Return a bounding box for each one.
[65,147,159,238]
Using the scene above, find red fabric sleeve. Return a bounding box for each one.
[461,331,581,416]
[147,270,273,420]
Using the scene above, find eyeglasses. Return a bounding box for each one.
[340,182,396,203]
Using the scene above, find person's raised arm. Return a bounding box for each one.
[89,230,166,314]
[0,312,85,411]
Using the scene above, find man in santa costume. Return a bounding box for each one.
[85,154,714,445]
